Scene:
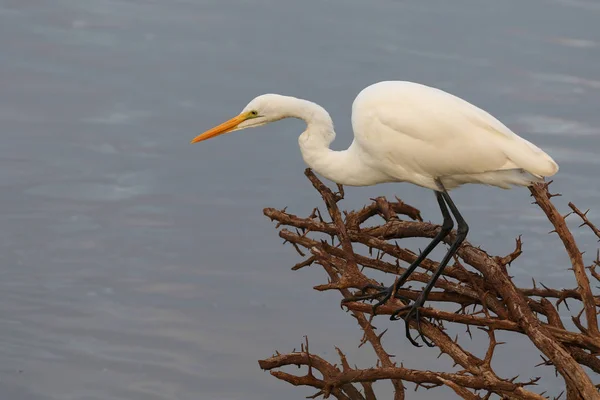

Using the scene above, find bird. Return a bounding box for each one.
[190,81,559,346]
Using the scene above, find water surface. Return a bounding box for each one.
[1,0,599,399]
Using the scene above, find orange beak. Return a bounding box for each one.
[190,113,250,144]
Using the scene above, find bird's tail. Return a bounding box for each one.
[503,137,559,177]
[443,168,544,189]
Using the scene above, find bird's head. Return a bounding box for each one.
[190,94,288,144]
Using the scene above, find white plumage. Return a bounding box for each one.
[350,81,558,190]
[191,81,558,191]
[191,80,559,346]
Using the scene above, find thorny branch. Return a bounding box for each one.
[259,169,600,399]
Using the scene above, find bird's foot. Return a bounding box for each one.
[341,279,411,316]
[390,298,434,348]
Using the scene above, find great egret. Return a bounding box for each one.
[190,81,559,346]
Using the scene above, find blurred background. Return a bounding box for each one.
[0,0,599,399]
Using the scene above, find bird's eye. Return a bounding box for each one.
[250,111,258,116]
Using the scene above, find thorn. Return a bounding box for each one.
[377,328,388,340]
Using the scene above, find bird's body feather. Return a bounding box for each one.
[191,80,560,345]
[191,80,558,191]
[350,81,558,190]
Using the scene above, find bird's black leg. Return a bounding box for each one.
[392,188,469,347]
[342,191,454,314]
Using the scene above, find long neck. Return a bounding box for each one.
[278,96,385,186]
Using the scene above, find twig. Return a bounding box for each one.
[530,184,599,338]
[568,202,600,240]
[259,171,600,399]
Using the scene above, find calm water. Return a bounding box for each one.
[1,1,599,399]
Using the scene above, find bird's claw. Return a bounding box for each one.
[341,284,390,315]
[345,282,435,347]
[341,283,386,302]
[341,280,411,315]
[390,301,434,347]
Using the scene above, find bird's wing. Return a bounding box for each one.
[353,84,557,179]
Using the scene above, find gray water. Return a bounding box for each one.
[1,0,599,399]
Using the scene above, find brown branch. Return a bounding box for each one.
[259,172,600,399]
[539,298,600,374]
[590,251,600,283]
[454,227,599,397]
[299,172,544,398]
[267,207,600,305]
[345,197,422,229]
[315,249,407,399]
[259,350,359,400]
[305,181,547,397]
[260,352,545,399]
[342,301,600,352]
[436,378,483,400]
[569,202,600,240]
[495,236,523,266]
[530,184,599,338]
[300,171,406,398]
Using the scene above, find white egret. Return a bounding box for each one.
[190,81,559,346]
